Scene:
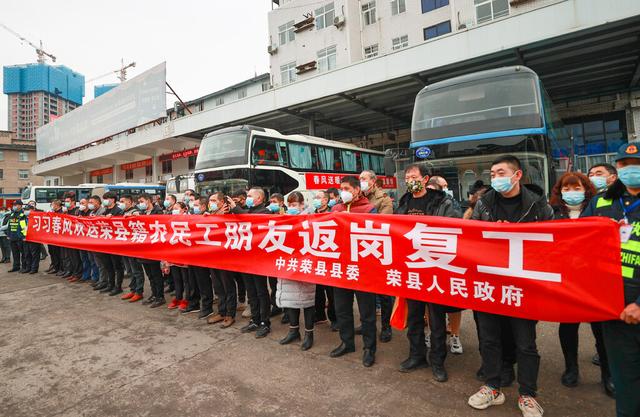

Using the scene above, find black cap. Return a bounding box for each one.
[614,142,640,161]
[13,200,23,205]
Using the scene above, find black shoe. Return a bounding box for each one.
[270,307,283,317]
[602,376,615,399]
[561,367,579,388]
[47,269,59,275]
[363,349,375,367]
[61,272,72,278]
[240,322,259,333]
[380,326,392,343]
[592,353,601,367]
[19,269,28,274]
[330,343,355,358]
[7,268,19,273]
[150,298,166,308]
[432,365,448,382]
[93,282,108,291]
[255,324,270,338]
[44,266,55,273]
[99,286,114,294]
[142,296,156,305]
[198,309,214,319]
[476,367,486,382]
[330,321,339,332]
[500,365,515,388]
[182,304,200,314]
[281,314,290,324]
[355,325,362,335]
[40,254,47,261]
[301,331,314,351]
[29,270,38,274]
[90,281,99,288]
[108,287,123,296]
[279,329,301,345]
[399,357,429,373]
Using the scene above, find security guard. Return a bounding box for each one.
[7,200,27,273]
[582,142,640,417]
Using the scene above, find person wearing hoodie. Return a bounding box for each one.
[329,176,378,368]
[468,155,553,417]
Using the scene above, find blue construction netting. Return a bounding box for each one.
[3,63,85,105]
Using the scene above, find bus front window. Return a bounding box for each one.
[21,187,31,200]
[197,178,249,197]
[196,131,248,170]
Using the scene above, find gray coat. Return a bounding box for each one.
[276,278,316,309]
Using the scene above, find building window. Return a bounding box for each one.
[237,89,247,100]
[215,96,224,106]
[162,159,172,175]
[391,0,406,15]
[261,81,272,92]
[317,46,337,73]
[392,35,409,50]
[315,2,335,30]
[362,1,377,26]
[278,21,295,45]
[96,175,103,184]
[125,169,134,180]
[188,155,197,170]
[423,21,451,40]
[422,0,448,13]
[53,178,59,186]
[46,179,51,186]
[364,44,379,59]
[145,165,153,177]
[0,169,3,179]
[280,62,297,85]
[18,151,29,162]
[18,170,29,180]
[0,151,4,161]
[0,188,3,194]
[475,0,509,24]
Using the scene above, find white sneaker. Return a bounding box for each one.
[425,332,431,349]
[242,306,252,318]
[468,385,505,410]
[450,335,463,354]
[518,395,543,417]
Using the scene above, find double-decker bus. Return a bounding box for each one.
[194,126,395,202]
[408,66,567,204]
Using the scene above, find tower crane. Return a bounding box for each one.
[0,22,56,64]
[86,59,136,83]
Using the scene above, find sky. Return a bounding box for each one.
[0,0,274,130]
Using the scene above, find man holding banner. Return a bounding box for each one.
[582,142,640,417]
[468,155,553,417]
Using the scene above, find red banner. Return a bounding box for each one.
[305,173,397,189]
[160,147,199,161]
[120,159,152,171]
[90,167,113,177]
[26,212,624,322]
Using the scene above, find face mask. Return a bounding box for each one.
[102,200,110,207]
[246,197,255,208]
[286,207,301,215]
[163,200,171,208]
[267,203,280,213]
[137,202,147,211]
[360,181,370,193]
[88,203,96,211]
[491,174,516,193]
[12,206,19,212]
[192,206,201,215]
[312,199,322,210]
[444,189,454,198]
[171,209,181,215]
[24,210,31,215]
[406,179,424,194]
[64,202,71,208]
[188,201,195,208]
[79,204,87,211]
[209,202,218,212]
[340,190,353,204]
[116,202,126,210]
[562,190,585,206]
[328,199,337,208]
[618,165,640,188]
[589,175,608,191]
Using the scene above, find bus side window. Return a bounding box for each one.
[342,150,357,172]
[332,147,342,171]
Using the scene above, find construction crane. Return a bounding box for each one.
[86,59,136,83]
[0,22,56,64]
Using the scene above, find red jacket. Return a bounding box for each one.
[331,196,376,213]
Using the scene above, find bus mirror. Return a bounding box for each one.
[383,156,395,177]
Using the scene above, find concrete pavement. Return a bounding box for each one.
[0,262,615,417]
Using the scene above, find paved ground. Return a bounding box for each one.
[0,261,616,417]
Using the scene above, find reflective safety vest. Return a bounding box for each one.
[7,211,27,241]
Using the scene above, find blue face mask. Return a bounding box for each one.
[246,197,254,208]
[209,202,218,212]
[163,200,171,208]
[491,174,516,193]
[117,202,126,210]
[24,210,31,216]
[312,199,322,210]
[562,191,585,206]
[589,176,608,191]
[618,165,640,188]
[328,199,337,208]
[286,207,301,215]
[192,206,201,214]
[137,202,147,211]
[267,203,280,213]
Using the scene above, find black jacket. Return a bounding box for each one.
[231,202,271,215]
[471,184,554,223]
[395,189,458,217]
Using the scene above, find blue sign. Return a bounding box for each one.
[197,173,205,182]
[415,146,432,159]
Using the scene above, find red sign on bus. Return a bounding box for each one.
[304,173,397,189]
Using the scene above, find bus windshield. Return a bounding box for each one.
[412,73,542,141]
[195,131,248,170]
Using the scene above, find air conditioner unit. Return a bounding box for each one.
[333,15,345,28]
[267,44,278,55]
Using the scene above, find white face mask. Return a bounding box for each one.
[360,181,370,193]
[340,190,353,204]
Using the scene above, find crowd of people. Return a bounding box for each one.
[2,146,639,417]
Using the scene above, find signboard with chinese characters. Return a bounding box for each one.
[121,159,152,171]
[305,173,397,189]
